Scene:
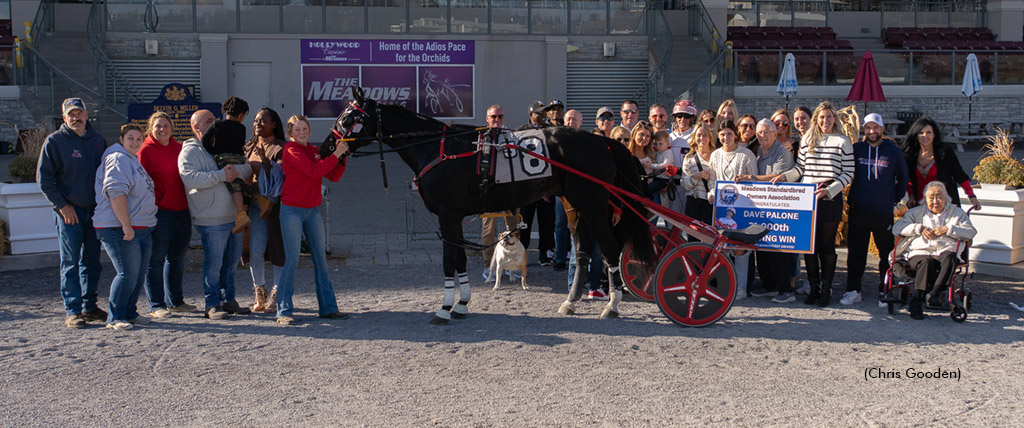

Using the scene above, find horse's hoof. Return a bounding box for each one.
[558,302,575,315]
[600,309,620,319]
[450,311,467,319]
[429,316,450,325]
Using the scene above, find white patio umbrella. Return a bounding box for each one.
[777,53,798,110]
[961,53,983,121]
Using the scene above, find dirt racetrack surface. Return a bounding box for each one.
[1,254,1023,427]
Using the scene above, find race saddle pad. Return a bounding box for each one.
[493,129,552,184]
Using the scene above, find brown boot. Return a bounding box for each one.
[233,211,251,234]
[251,285,268,312]
[264,287,277,314]
[258,196,273,219]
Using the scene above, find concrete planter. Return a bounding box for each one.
[0,182,58,254]
[963,187,1024,265]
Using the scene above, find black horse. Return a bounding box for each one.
[329,88,656,324]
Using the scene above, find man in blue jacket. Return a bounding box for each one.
[842,113,909,306]
[37,98,108,328]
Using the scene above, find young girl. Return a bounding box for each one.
[649,130,675,206]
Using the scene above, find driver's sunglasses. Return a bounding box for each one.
[597,115,614,122]
[674,113,694,119]
[488,114,504,119]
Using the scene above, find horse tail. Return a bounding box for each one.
[606,139,658,269]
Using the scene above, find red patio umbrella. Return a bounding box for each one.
[847,51,887,112]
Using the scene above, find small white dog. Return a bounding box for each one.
[490,230,528,291]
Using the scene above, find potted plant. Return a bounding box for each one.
[973,128,1024,190]
[966,128,1024,265]
[0,125,59,255]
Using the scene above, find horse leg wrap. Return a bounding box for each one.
[559,252,590,316]
[452,272,470,319]
[431,277,456,325]
[601,266,622,319]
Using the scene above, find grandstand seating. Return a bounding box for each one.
[727,26,853,51]
[883,27,1018,50]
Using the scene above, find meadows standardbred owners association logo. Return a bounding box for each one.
[718,184,739,205]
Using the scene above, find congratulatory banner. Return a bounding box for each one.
[712,181,818,253]
[301,39,475,120]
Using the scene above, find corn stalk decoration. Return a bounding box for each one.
[833,105,861,248]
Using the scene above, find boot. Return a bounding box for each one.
[803,283,820,305]
[909,290,925,320]
[233,211,252,234]
[258,196,273,219]
[816,254,837,307]
[264,287,277,314]
[251,285,268,312]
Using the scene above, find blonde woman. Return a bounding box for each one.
[628,121,656,174]
[770,108,798,157]
[681,124,719,229]
[771,101,854,307]
[713,99,739,131]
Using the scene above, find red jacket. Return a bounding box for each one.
[281,141,346,208]
[137,135,189,211]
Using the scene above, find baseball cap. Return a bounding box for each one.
[595,106,613,120]
[863,113,884,128]
[673,100,697,116]
[528,101,546,114]
[547,99,565,110]
[62,98,86,115]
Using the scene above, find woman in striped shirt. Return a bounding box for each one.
[681,124,719,231]
[771,101,854,307]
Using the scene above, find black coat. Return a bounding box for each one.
[905,143,970,207]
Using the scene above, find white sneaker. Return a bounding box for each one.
[878,300,888,308]
[150,308,173,318]
[105,321,133,331]
[129,316,152,325]
[482,269,492,281]
[734,288,747,301]
[795,280,811,295]
[839,291,862,305]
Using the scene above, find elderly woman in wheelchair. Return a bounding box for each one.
[892,181,977,320]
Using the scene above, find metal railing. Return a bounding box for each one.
[97,0,652,36]
[672,51,728,112]
[88,0,143,104]
[732,48,1024,86]
[727,0,985,28]
[18,43,127,123]
[880,1,985,28]
[633,0,672,107]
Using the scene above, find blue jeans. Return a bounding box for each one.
[97,227,153,323]
[277,204,338,317]
[248,203,282,288]
[567,234,604,292]
[553,197,569,264]
[144,209,192,309]
[196,222,242,309]
[54,206,103,316]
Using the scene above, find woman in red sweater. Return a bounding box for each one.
[137,111,195,316]
[274,115,349,325]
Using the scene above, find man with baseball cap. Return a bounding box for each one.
[517,101,551,131]
[38,98,109,328]
[515,101,555,266]
[842,113,908,306]
[594,107,615,137]
[546,99,565,127]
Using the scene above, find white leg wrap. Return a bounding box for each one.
[435,277,455,320]
[602,266,622,318]
[453,272,470,316]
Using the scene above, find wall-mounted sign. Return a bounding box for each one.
[126,84,222,142]
[301,39,474,120]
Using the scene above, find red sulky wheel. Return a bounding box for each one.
[653,242,736,327]
[620,227,680,302]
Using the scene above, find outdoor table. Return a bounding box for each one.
[939,120,1014,152]
[882,118,904,140]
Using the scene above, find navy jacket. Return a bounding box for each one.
[36,123,107,210]
[850,137,908,214]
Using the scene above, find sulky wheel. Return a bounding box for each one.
[620,227,679,302]
[951,305,967,323]
[653,242,736,327]
[620,241,655,302]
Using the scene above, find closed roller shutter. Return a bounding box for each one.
[108,59,202,102]
[566,60,649,121]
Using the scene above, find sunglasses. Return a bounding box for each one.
[674,113,695,119]
[597,116,613,122]
[621,109,638,114]
[488,114,504,119]
[774,120,789,127]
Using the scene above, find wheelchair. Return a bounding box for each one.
[881,230,974,323]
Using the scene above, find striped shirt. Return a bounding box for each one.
[682,153,713,201]
[782,134,854,199]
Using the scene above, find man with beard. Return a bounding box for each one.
[648,104,669,133]
[842,113,909,307]
[38,98,108,328]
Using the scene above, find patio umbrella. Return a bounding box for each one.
[777,53,798,110]
[847,50,886,112]
[961,53,983,121]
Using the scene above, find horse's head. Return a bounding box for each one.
[321,86,381,158]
